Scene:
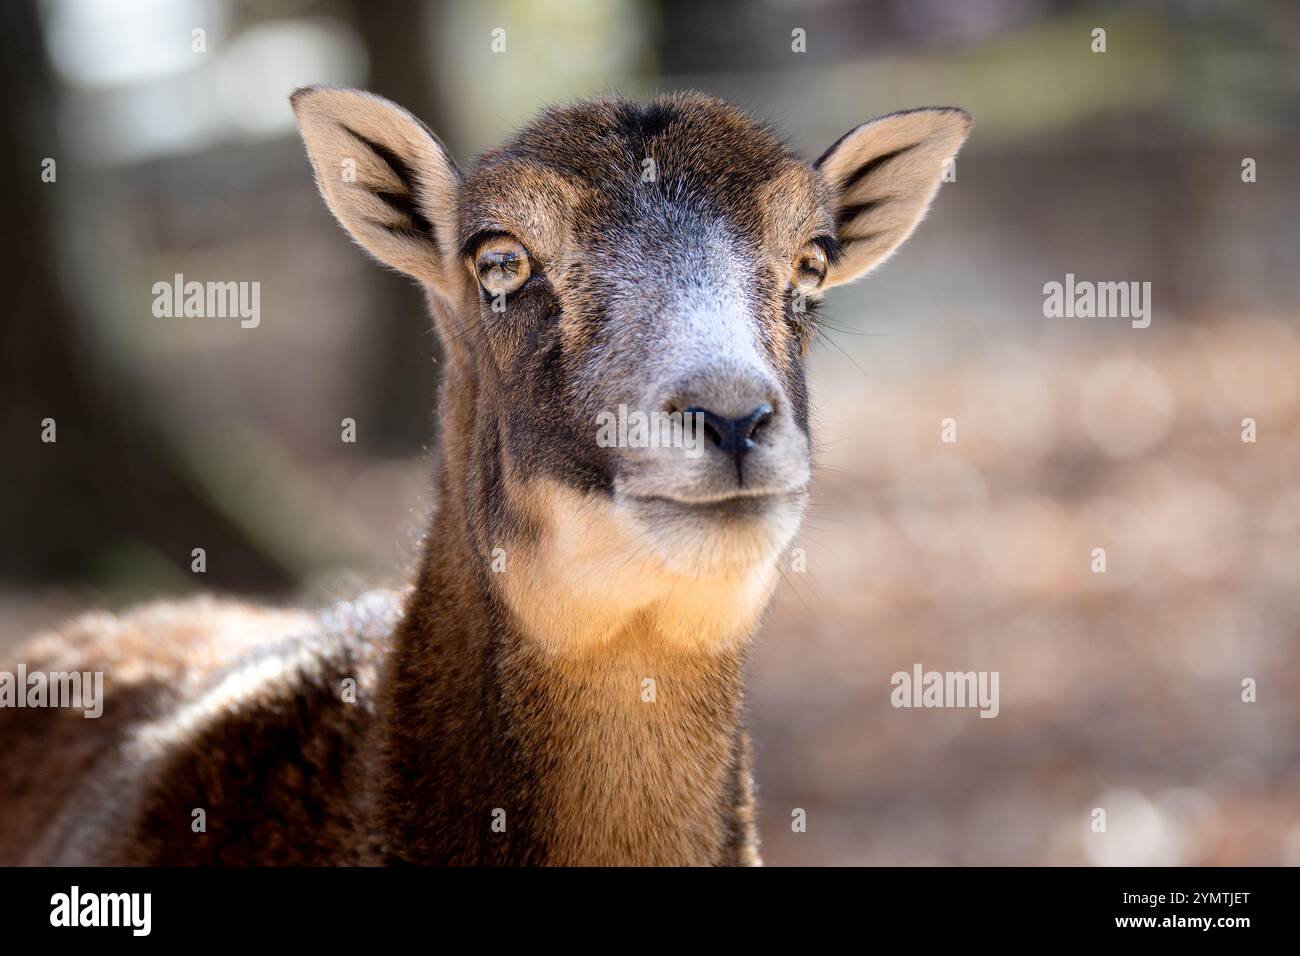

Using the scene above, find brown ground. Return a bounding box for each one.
[751,316,1300,864]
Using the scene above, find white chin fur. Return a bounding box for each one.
[614,490,807,579]
[498,480,807,655]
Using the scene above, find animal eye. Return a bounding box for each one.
[791,241,828,293]
[473,235,532,297]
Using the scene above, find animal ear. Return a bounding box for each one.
[290,86,460,290]
[815,108,971,288]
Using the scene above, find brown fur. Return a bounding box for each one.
[0,91,968,865]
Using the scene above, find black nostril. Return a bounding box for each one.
[683,403,776,486]
[742,403,774,444]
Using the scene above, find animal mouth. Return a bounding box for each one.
[613,487,809,575]
[625,488,805,520]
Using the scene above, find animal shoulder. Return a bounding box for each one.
[0,590,404,865]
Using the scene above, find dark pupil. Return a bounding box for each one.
[479,252,519,282]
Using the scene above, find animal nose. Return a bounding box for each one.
[683,403,774,485]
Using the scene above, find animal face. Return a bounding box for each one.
[455,95,838,577]
[292,87,969,647]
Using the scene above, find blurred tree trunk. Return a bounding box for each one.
[353,0,448,454]
[0,0,295,595]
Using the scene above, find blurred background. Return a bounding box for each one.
[3,0,1298,864]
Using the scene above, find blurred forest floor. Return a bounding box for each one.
[752,315,1300,865]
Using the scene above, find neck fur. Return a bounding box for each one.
[371,375,760,865]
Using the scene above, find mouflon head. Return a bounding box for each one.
[293,87,970,649]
